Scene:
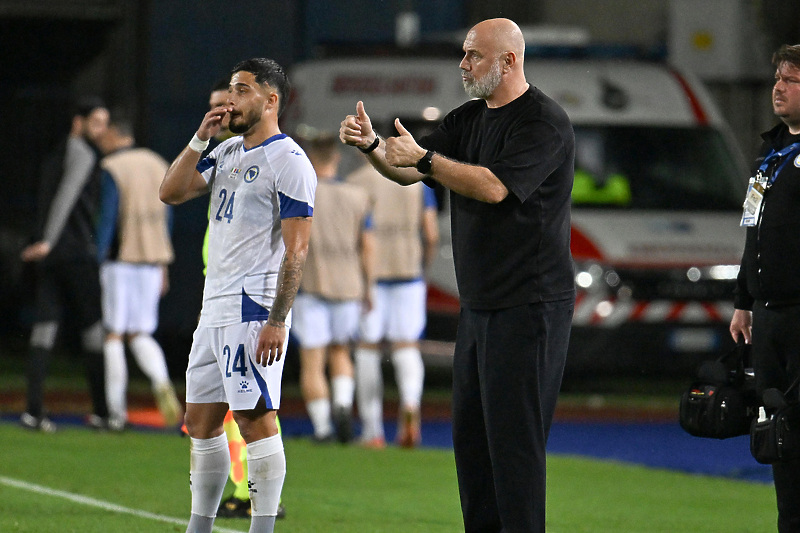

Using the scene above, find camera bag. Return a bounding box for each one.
[750,377,800,464]
[679,342,757,439]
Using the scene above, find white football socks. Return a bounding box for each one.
[246,434,285,532]
[355,347,384,441]
[247,434,286,517]
[103,338,127,422]
[306,398,332,438]
[392,346,424,411]
[129,334,171,386]
[189,433,230,518]
[330,374,355,410]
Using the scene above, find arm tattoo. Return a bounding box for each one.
[269,250,305,325]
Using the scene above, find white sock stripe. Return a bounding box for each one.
[247,434,284,460]
[190,433,229,454]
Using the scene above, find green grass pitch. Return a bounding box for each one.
[0,422,777,532]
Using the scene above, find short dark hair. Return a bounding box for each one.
[298,131,339,165]
[773,44,800,69]
[231,58,290,117]
[211,77,230,93]
[71,96,106,118]
[108,108,135,138]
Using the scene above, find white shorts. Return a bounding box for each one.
[185,321,288,411]
[291,293,361,349]
[100,261,162,334]
[360,280,427,343]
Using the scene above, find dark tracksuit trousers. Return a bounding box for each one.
[452,299,573,533]
[753,303,800,533]
[26,258,107,419]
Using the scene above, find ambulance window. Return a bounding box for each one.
[573,126,741,211]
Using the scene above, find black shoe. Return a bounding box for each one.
[217,495,251,519]
[277,503,286,519]
[332,407,352,444]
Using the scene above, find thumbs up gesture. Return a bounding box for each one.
[339,100,376,150]
[385,118,426,168]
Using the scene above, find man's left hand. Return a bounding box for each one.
[385,119,427,168]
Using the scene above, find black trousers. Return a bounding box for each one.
[26,258,106,418]
[753,303,800,533]
[452,299,573,533]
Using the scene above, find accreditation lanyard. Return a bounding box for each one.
[741,142,800,227]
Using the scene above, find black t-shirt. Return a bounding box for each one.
[34,138,101,263]
[420,86,575,309]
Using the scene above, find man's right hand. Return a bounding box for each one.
[340,101,376,150]
[729,308,753,344]
[197,106,230,142]
[20,241,51,262]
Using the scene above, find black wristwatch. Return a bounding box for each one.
[416,150,434,175]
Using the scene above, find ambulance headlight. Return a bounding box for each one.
[575,270,594,289]
[685,264,739,282]
[706,265,739,280]
[574,262,620,293]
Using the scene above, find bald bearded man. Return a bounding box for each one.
[340,18,575,533]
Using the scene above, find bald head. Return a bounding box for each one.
[460,18,528,106]
[467,18,525,64]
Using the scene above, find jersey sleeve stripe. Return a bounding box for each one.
[197,157,216,174]
[278,191,313,219]
[423,184,438,208]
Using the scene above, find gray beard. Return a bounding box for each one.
[463,61,502,99]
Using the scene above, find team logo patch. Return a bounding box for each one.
[795,153,800,168]
[244,165,260,182]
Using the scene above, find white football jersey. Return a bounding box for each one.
[196,133,316,327]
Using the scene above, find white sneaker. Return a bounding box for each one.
[107,417,127,432]
[20,412,57,433]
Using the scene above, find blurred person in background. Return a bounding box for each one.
[340,18,575,532]
[730,43,800,533]
[208,78,236,145]
[347,162,438,448]
[292,131,374,444]
[95,113,181,431]
[20,97,110,432]
[160,57,314,533]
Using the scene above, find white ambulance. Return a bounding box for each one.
[286,54,749,376]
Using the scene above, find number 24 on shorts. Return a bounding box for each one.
[224,344,247,377]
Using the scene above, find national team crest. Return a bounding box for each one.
[244,165,260,182]
[795,153,800,168]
